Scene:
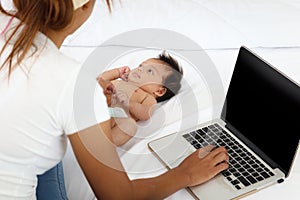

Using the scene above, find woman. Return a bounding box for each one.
[0,0,229,199]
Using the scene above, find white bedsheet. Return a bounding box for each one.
[61,0,300,199]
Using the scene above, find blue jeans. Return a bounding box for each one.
[36,161,68,200]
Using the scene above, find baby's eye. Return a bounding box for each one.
[147,69,153,74]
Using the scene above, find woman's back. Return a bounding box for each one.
[0,14,81,199]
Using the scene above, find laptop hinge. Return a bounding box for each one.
[225,123,286,175]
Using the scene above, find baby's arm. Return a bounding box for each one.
[129,96,157,121]
[99,66,130,81]
[97,77,115,106]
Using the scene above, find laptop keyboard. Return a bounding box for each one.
[182,123,275,190]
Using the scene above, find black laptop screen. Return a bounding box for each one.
[221,47,300,175]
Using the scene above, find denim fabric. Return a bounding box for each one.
[36,161,68,200]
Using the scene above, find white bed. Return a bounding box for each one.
[61,0,300,199]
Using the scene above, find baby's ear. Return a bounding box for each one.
[154,87,167,97]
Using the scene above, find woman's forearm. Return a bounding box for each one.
[68,121,189,200]
[69,121,229,200]
[130,166,189,200]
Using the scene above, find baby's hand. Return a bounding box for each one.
[97,77,116,106]
[119,66,130,81]
[97,77,116,94]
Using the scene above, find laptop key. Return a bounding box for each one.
[191,140,198,145]
[252,164,259,169]
[229,159,237,165]
[197,129,206,136]
[243,164,251,169]
[235,185,242,190]
[182,134,189,138]
[231,180,240,185]
[264,167,270,172]
[256,176,264,181]
[235,157,242,161]
[208,125,215,129]
[252,172,259,177]
[202,127,209,132]
[194,134,201,140]
[239,168,246,173]
[242,172,249,177]
[197,138,204,144]
[227,177,233,182]
[236,149,242,153]
[223,171,231,177]
[233,163,241,168]
[244,156,251,161]
[248,160,255,165]
[238,177,251,187]
[233,172,241,177]
[246,175,257,184]
[261,172,270,179]
[256,167,263,172]
[231,152,238,158]
[229,168,237,173]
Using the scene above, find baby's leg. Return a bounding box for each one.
[111,117,137,146]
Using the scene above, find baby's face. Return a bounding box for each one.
[128,58,171,93]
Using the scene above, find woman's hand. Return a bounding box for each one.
[176,145,229,187]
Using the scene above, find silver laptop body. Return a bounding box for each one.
[148,46,300,200]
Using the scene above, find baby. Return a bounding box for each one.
[98,51,183,146]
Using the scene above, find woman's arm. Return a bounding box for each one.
[68,120,229,200]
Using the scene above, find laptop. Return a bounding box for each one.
[148,46,300,200]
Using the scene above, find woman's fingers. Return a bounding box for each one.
[198,145,229,168]
[198,145,215,158]
[180,147,229,187]
[205,146,227,160]
[211,151,229,166]
[211,162,229,177]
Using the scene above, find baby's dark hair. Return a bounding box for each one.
[156,51,183,103]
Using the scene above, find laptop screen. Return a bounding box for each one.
[221,47,300,175]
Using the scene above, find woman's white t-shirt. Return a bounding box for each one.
[0,15,110,199]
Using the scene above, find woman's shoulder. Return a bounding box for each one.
[33,36,82,77]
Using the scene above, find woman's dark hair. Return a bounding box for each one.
[156,51,183,103]
[0,0,112,78]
